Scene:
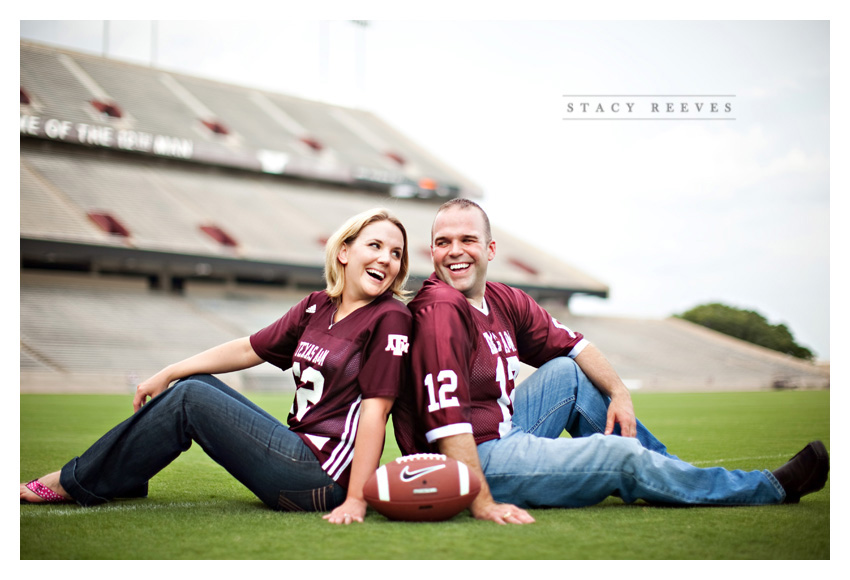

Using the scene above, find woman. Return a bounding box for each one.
[21,208,412,524]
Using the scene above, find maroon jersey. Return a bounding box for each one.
[405,274,587,448]
[250,290,411,488]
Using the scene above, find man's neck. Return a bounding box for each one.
[468,294,488,314]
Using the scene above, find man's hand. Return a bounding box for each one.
[605,392,636,437]
[437,433,535,525]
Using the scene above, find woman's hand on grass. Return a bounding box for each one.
[323,497,368,524]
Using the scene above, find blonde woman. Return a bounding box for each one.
[21,209,411,524]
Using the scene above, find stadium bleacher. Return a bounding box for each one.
[20,40,828,393]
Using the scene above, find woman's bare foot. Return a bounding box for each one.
[21,471,70,503]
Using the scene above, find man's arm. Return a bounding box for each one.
[573,343,637,437]
[437,433,535,525]
[514,289,635,437]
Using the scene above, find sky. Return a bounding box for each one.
[19,14,841,361]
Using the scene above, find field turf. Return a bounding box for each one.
[20,389,829,560]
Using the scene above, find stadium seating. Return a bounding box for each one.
[544,307,829,391]
[20,269,828,393]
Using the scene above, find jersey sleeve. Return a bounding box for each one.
[249,295,311,370]
[357,307,413,400]
[512,288,589,368]
[410,299,476,444]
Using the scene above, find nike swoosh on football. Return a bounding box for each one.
[399,464,447,482]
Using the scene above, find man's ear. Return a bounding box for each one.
[487,239,496,261]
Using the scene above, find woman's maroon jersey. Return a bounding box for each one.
[250,290,411,487]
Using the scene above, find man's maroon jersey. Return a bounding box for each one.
[404,274,587,448]
[250,290,411,488]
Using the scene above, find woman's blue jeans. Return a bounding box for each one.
[59,374,346,511]
[477,358,786,507]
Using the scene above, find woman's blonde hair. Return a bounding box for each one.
[324,208,410,304]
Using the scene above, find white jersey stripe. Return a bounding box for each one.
[324,397,360,477]
[425,422,473,443]
[323,395,361,479]
[568,338,590,358]
[329,432,357,480]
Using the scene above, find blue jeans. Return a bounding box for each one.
[477,358,786,507]
[59,375,346,511]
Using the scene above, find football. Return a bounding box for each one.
[363,454,480,522]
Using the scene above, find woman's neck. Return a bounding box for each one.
[334,295,374,324]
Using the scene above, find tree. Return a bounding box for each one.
[674,303,814,361]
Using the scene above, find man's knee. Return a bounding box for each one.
[538,356,579,375]
[528,357,584,393]
[591,433,647,469]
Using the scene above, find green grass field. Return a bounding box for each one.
[20,389,829,560]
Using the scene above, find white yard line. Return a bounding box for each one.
[690,454,788,466]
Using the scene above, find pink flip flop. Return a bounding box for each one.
[23,479,68,503]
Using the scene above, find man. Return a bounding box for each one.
[395,198,829,524]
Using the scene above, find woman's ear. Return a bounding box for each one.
[337,243,349,265]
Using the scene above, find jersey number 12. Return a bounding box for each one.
[425,370,459,413]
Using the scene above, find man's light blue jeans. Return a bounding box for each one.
[59,374,346,511]
[477,358,786,507]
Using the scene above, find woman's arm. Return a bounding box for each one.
[323,396,395,524]
[133,337,264,411]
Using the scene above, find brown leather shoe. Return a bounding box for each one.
[772,441,829,503]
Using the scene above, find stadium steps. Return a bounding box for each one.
[20,160,110,244]
[19,272,295,393]
[66,52,213,142]
[149,165,329,265]
[20,45,100,123]
[22,147,224,255]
